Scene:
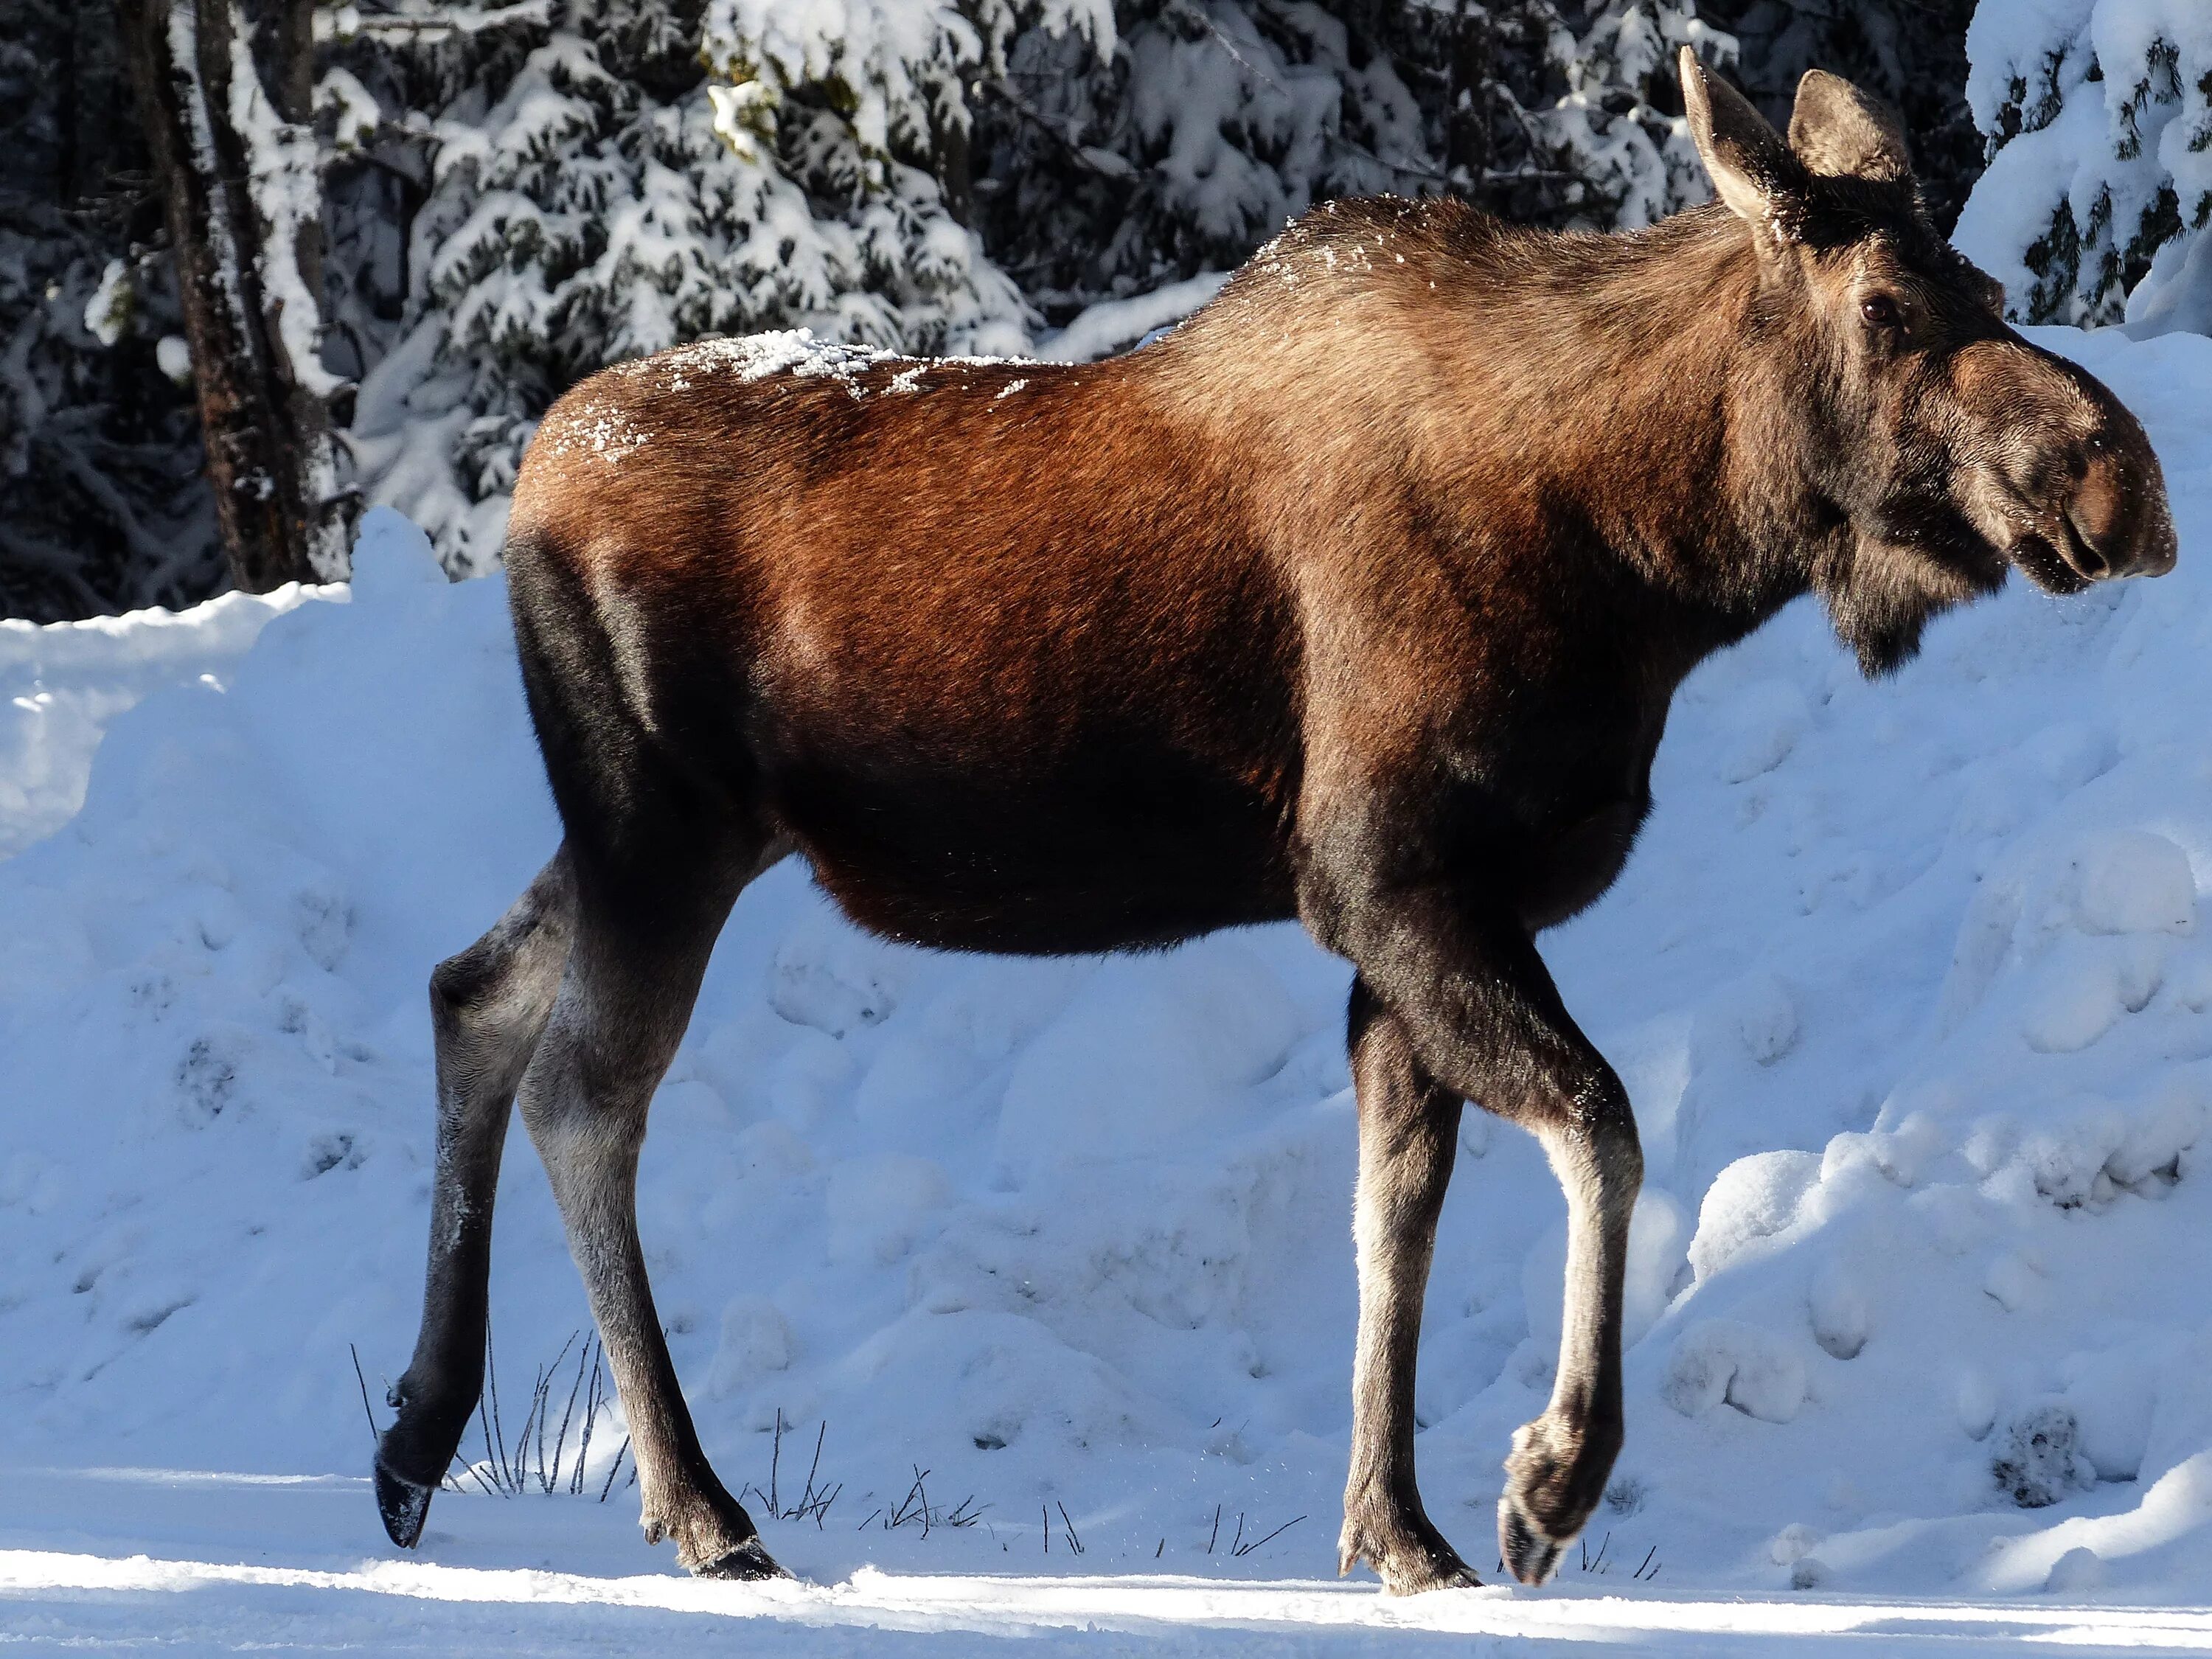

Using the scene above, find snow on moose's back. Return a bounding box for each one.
[1,330,2212,1601]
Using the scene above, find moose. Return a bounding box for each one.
[375,52,2176,1591]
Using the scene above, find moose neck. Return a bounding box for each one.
[1420,209,1826,655]
[1178,201,1833,686]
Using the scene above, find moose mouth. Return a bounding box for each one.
[2005,526,2096,597]
[1869,493,2093,599]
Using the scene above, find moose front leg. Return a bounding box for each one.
[1339,977,1481,1593]
[1498,1099,1639,1585]
[1325,885,1642,1588]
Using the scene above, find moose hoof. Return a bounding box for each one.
[646,1490,782,1579]
[1497,1409,1612,1585]
[1338,1504,1482,1595]
[696,1539,790,1582]
[1382,1551,1484,1596]
[373,1455,436,1550]
[1496,1489,1568,1587]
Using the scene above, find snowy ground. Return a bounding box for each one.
[7,1472,2209,1658]
[3,321,2211,1655]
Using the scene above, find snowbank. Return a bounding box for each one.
[3,329,2212,1609]
[0,582,333,858]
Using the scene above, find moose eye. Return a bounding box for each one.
[1859,293,1902,330]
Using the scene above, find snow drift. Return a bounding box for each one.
[3,324,2212,1610]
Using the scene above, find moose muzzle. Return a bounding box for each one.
[1955,339,2180,593]
[2059,434,2179,582]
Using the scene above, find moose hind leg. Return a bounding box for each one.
[1338,979,1481,1593]
[518,858,780,1579]
[378,849,577,1547]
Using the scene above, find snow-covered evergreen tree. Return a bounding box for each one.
[327,0,1044,570]
[1540,1,1736,229]
[1954,0,2212,332]
[698,0,1084,332]
[962,0,1428,311]
[727,0,1735,325]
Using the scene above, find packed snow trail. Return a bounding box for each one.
[0,1470,2205,1655]
[1,323,2211,1654]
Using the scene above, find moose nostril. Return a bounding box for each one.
[2068,456,2124,547]
[2068,526,2110,580]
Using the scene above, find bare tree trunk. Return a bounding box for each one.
[117,0,349,591]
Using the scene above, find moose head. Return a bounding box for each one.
[1679,48,2178,674]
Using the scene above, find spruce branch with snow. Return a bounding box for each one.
[1954,0,2212,333]
[1540,1,1736,229]
[697,0,1079,347]
[968,1,1737,318]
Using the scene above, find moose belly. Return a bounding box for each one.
[768,744,1301,956]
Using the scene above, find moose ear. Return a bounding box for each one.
[1678,48,1803,236]
[1788,69,1912,182]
